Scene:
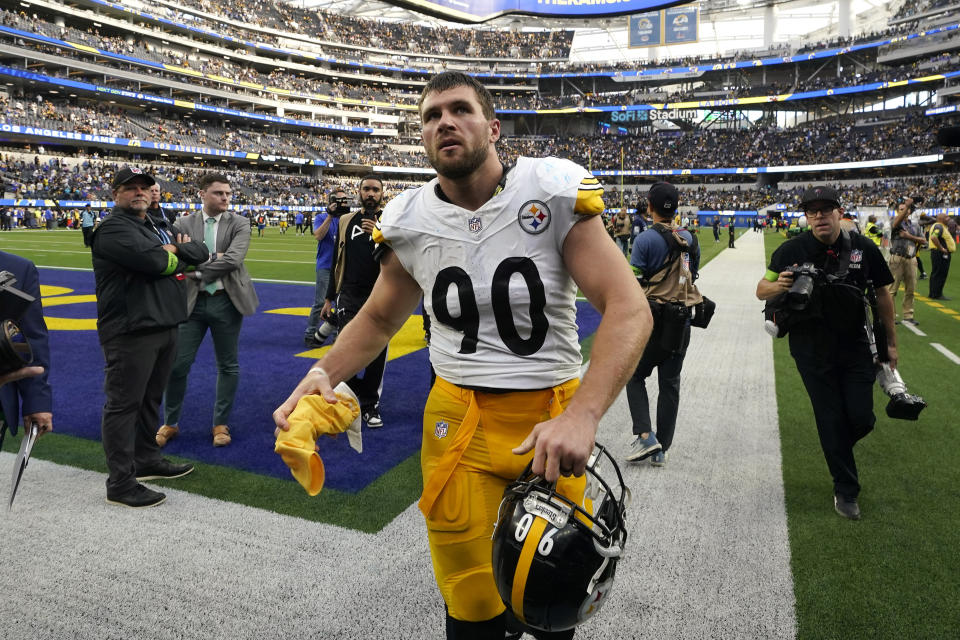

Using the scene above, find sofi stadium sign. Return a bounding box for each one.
[610,109,698,123]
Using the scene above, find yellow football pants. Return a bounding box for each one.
[419,376,584,623]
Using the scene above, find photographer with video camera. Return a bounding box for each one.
[304,188,345,348]
[756,186,897,520]
[319,175,388,428]
[888,197,926,325]
[0,251,52,450]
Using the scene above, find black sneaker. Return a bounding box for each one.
[904,319,919,326]
[136,459,195,481]
[106,484,166,508]
[834,495,861,520]
[363,409,383,428]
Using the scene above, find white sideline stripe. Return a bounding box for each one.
[901,321,927,336]
[930,342,960,364]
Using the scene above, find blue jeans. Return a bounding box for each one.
[163,293,243,427]
[305,267,331,338]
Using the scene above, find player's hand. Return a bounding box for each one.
[361,218,376,234]
[24,412,52,437]
[513,409,597,483]
[272,368,338,437]
[886,345,898,371]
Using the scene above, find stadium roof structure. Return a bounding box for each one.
[293,0,874,28]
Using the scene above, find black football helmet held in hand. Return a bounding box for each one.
[491,444,630,632]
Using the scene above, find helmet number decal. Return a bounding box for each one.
[514,513,557,557]
[537,527,557,556]
[514,513,534,542]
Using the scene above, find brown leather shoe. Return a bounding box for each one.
[212,424,231,447]
[156,425,179,447]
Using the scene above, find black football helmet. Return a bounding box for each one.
[491,443,630,632]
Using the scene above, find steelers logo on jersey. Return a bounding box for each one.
[518,200,551,235]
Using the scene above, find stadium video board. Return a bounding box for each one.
[383,0,692,23]
[630,4,698,47]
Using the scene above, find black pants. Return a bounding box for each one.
[100,328,177,496]
[792,347,876,500]
[929,251,951,298]
[626,323,689,451]
[337,291,386,413]
[82,226,93,247]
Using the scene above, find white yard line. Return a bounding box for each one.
[930,342,960,365]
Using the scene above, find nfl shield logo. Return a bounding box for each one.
[468,217,482,234]
[435,420,449,439]
[850,249,863,263]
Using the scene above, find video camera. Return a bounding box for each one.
[0,271,35,376]
[327,193,352,218]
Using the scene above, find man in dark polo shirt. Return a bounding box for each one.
[756,185,896,520]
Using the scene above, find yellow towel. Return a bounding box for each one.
[274,382,363,496]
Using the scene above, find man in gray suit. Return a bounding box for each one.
[158,173,259,448]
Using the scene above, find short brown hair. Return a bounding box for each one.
[418,72,495,121]
[198,172,230,191]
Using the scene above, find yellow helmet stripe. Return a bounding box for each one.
[511,517,548,623]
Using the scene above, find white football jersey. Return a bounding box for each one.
[376,156,604,389]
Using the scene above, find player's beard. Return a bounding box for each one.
[427,137,489,180]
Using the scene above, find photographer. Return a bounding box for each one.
[888,198,925,325]
[0,251,52,450]
[626,183,702,467]
[320,175,388,428]
[756,186,896,520]
[304,188,343,347]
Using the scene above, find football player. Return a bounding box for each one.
[274,71,651,639]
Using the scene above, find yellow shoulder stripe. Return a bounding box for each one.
[575,189,605,216]
[371,224,386,244]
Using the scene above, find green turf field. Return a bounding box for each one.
[763,231,960,640]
